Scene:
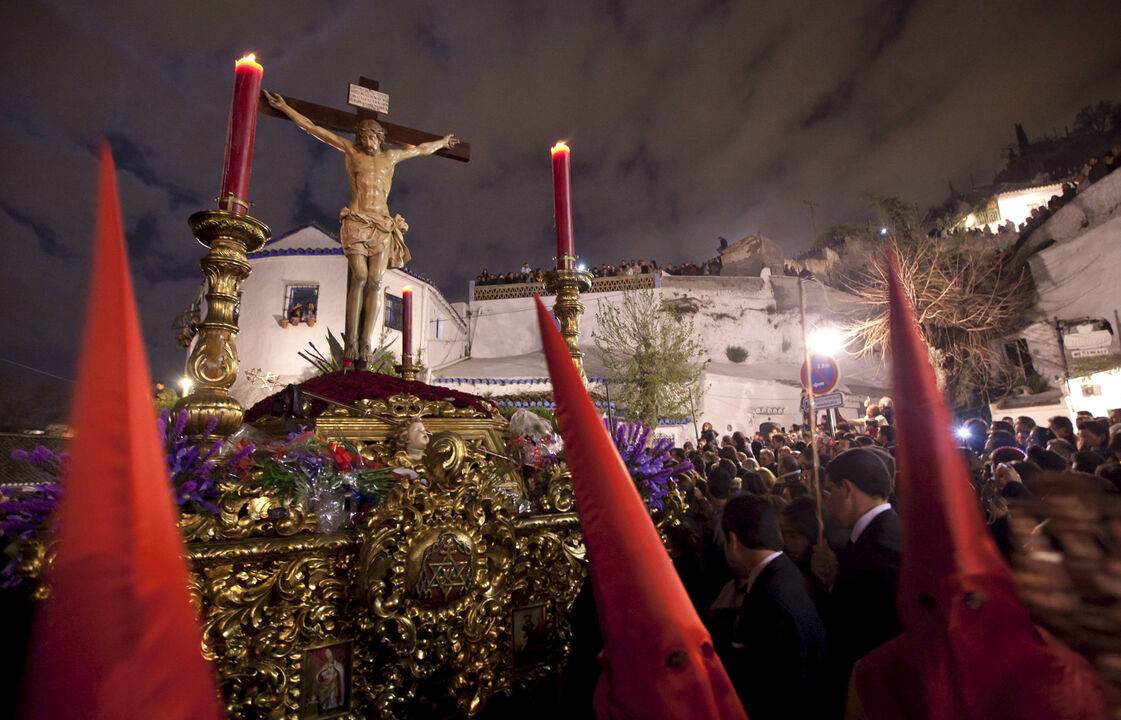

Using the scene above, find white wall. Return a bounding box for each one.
[467,276,850,370]
[229,246,467,407]
[461,274,888,432]
[993,184,1065,231]
[231,252,346,405]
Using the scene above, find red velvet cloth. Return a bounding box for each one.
[535,297,746,720]
[23,144,223,719]
[244,369,498,422]
[852,251,1112,720]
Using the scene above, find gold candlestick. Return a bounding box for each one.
[543,268,593,383]
[396,353,423,382]
[175,209,269,439]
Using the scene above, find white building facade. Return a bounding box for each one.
[991,170,1121,422]
[228,226,891,438]
[229,226,468,408]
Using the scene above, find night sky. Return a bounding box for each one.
[3,1,1121,411]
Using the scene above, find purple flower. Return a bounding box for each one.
[160,409,253,515]
[602,418,691,511]
[2,418,256,587]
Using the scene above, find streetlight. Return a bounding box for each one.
[179,376,193,398]
[808,327,846,357]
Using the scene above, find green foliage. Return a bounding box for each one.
[498,404,555,422]
[1070,353,1121,378]
[1024,371,1052,394]
[299,329,347,374]
[725,345,748,363]
[153,385,179,412]
[252,433,395,502]
[593,289,708,428]
[1072,100,1119,135]
[811,223,863,251]
[662,295,702,319]
[299,329,399,376]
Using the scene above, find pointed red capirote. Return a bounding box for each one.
[851,250,1111,719]
[22,142,224,720]
[534,296,747,720]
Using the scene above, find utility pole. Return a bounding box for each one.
[804,199,819,234]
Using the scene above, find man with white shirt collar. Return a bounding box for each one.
[713,495,828,719]
[820,446,901,714]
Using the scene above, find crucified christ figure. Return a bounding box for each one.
[264,90,458,364]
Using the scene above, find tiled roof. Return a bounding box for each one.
[248,246,343,259]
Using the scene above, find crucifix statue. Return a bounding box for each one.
[261,77,469,365]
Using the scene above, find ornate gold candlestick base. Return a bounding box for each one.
[176,210,269,439]
[543,268,593,383]
[396,358,423,382]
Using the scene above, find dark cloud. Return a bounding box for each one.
[102,133,200,208]
[863,0,918,62]
[2,0,1121,392]
[802,79,857,129]
[0,201,74,258]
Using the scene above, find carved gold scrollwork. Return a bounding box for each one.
[319,393,497,421]
[355,432,518,717]
[544,467,576,513]
[426,431,467,486]
[177,210,270,440]
[189,332,238,385]
[543,269,593,381]
[188,534,358,719]
[178,478,316,543]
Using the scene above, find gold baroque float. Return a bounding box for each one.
[183,394,592,718]
[15,393,686,718]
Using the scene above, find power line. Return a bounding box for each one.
[0,357,74,384]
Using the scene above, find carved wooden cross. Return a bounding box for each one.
[258,76,470,162]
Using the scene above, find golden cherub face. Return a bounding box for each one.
[397,418,430,459]
[405,420,429,450]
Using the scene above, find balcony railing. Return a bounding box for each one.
[472,273,657,301]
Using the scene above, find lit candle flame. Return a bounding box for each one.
[402,286,412,293]
[551,141,570,155]
[236,53,262,70]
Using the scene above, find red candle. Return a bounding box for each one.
[551,141,575,269]
[218,54,264,214]
[402,286,413,362]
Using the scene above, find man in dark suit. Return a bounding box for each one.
[820,447,902,711]
[714,494,828,719]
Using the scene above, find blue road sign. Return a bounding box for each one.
[799,355,841,394]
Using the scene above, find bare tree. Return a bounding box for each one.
[592,289,707,428]
[843,197,1034,407]
[847,240,1034,405]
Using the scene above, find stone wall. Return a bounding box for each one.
[718,233,785,276]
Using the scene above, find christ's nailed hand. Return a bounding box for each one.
[264,90,287,110]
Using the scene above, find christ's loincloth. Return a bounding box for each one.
[339,208,411,267]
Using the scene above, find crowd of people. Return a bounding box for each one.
[648,399,1121,718]
[1015,145,1121,238]
[474,265,548,286]
[473,257,730,287]
[474,259,666,286]
[661,258,723,276]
